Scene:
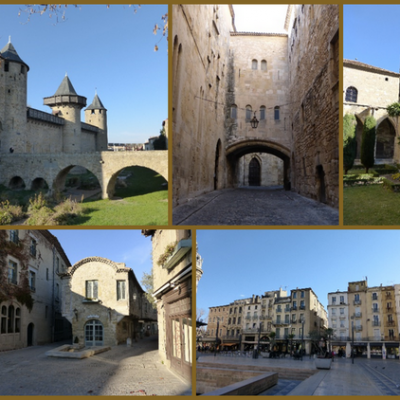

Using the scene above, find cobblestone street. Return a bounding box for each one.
[0,336,191,396]
[173,188,339,226]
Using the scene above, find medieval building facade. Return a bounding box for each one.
[0,229,71,351]
[143,229,193,382]
[343,59,400,163]
[0,39,108,155]
[60,257,156,347]
[172,4,339,208]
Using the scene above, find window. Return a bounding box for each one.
[231,105,237,119]
[10,230,19,244]
[30,238,37,257]
[255,305,257,310]
[345,86,358,103]
[293,292,297,299]
[8,260,17,284]
[228,318,231,324]
[260,106,266,120]
[274,106,280,120]
[29,271,36,291]
[15,308,20,333]
[233,317,236,324]
[117,280,126,300]
[4,61,9,72]
[332,296,336,304]
[301,291,305,298]
[340,308,344,315]
[293,301,297,310]
[239,307,242,313]
[300,301,305,309]
[46,268,49,281]
[230,308,233,314]
[55,283,59,300]
[238,317,241,324]
[261,60,267,71]
[86,280,98,300]
[332,308,336,316]
[372,292,378,300]
[276,328,280,339]
[292,314,297,323]
[252,59,258,70]
[277,315,281,323]
[285,315,289,323]
[56,257,59,274]
[246,105,252,121]
[284,327,289,338]
[8,306,14,333]
[373,303,378,312]
[340,295,344,304]
[1,306,6,334]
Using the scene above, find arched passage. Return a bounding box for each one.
[53,165,102,200]
[106,165,168,199]
[226,139,291,190]
[248,157,261,186]
[9,176,26,189]
[31,177,49,191]
[376,118,395,159]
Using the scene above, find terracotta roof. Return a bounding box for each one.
[344,59,400,77]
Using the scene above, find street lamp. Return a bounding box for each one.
[250,112,259,129]
[254,323,262,359]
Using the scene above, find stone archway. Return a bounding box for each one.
[31,177,49,191]
[9,176,26,189]
[376,118,395,159]
[226,139,291,190]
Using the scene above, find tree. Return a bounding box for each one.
[343,114,357,174]
[387,102,400,144]
[361,115,376,173]
[325,328,334,353]
[153,127,167,150]
[141,270,156,309]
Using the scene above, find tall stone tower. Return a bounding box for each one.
[0,38,29,153]
[43,74,87,153]
[84,93,108,151]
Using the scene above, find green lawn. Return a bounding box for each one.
[0,166,168,226]
[344,184,400,225]
[63,166,168,226]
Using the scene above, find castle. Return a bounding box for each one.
[0,38,108,154]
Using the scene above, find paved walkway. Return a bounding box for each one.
[0,336,191,396]
[197,354,400,395]
[173,187,338,226]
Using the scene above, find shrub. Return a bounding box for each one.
[53,197,83,224]
[343,114,357,174]
[28,192,48,212]
[25,206,56,226]
[0,201,25,225]
[361,115,376,173]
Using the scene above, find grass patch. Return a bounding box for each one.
[344,184,400,225]
[0,167,168,226]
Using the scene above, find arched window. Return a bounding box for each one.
[260,106,266,120]
[230,104,237,119]
[8,306,14,333]
[345,86,358,103]
[246,105,252,121]
[252,59,258,70]
[1,306,6,334]
[274,106,280,120]
[15,308,20,333]
[261,60,267,70]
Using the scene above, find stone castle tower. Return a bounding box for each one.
[0,39,108,154]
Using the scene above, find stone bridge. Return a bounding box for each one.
[0,151,168,199]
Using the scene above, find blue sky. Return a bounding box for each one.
[196,230,400,321]
[344,5,400,72]
[0,4,167,143]
[50,229,153,287]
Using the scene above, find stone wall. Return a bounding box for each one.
[288,4,339,207]
[237,153,283,186]
[172,5,234,206]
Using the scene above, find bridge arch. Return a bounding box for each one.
[52,165,103,198]
[31,177,49,191]
[226,139,291,190]
[9,176,26,189]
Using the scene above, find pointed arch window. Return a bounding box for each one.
[252,59,258,70]
[345,86,358,103]
[261,60,267,71]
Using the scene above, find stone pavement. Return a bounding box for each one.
[0,336,191,396]
[173,187,338,226]
[197,354,400,395]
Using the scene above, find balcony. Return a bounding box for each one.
[354,312,362,318]
[386,321,395,327]
[372,321,380,326]
[340,301,346,305]
[386,306,393,311]
[291,306,297,311]
[355,325,362,331]
[386,293,392,298]
[339,315,346,319]
[372,307,379,313]
[245,316,251,320]
[353,300,361,305]
[276,308,282,313]
[252,316,259,320]
[261,305,267,309]
[372,295,378,301]
[299,305,306,310]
